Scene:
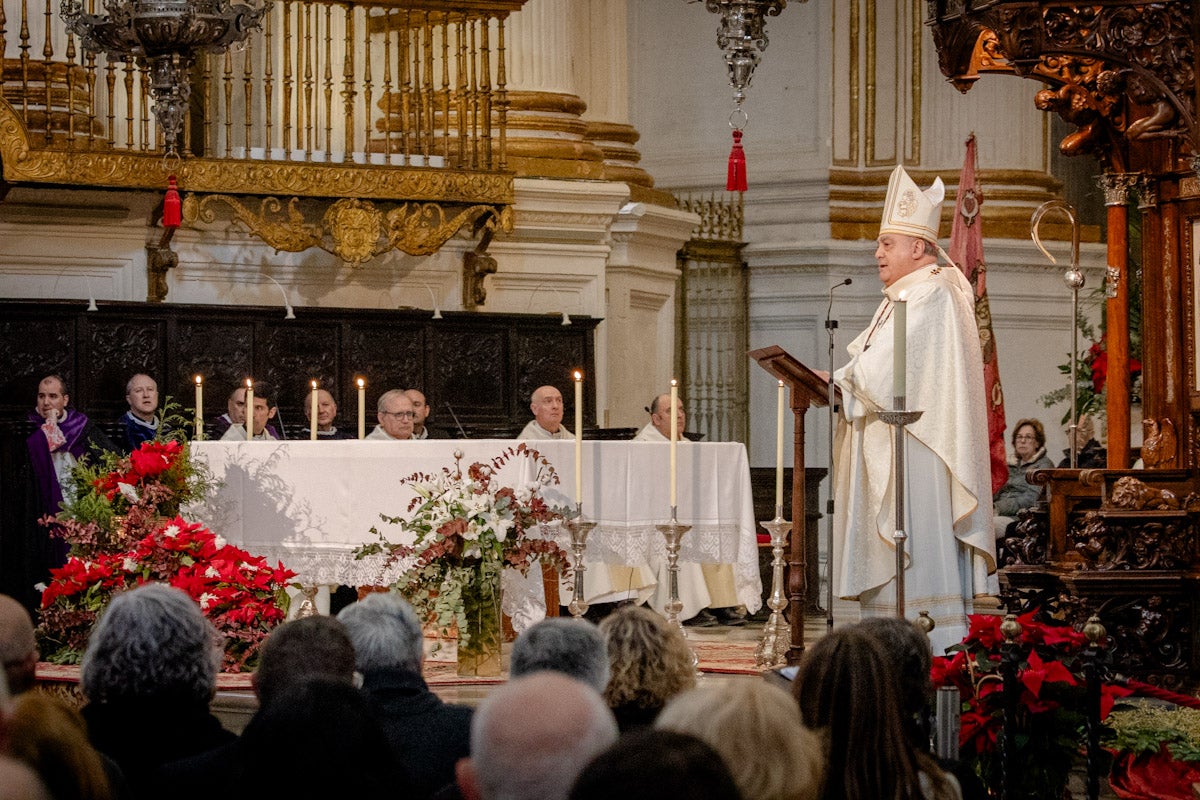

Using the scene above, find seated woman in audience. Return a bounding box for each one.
[855,618,986,800]
[598,606,695,732]
[7,691,116,800]
[793,627,961,800]
[80,583,233,799]
[656,680,823,800]
[993,418,1054,541]
[569,729,741,800]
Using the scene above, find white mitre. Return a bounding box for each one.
[879,164,945,243]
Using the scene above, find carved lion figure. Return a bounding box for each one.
[1109,476,1179,511]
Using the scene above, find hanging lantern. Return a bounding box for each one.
[703,1,799,191]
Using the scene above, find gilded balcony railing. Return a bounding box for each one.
[0,1,521,262]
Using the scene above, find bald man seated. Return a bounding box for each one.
[519,386,572,440]
[0,594,37,695]
[456,672,617,800]
[635,393,746,628]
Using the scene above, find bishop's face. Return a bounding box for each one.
[874,233,927,287]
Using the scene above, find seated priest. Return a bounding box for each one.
[19,375,115,607]
[635,393,745,628]
[212,384,281,440]
[404,389,449,439]
[305,388,354,440]
[118,373,164,452]
[220,382,281,440]
[366,390,416,440]
[520,385,572,440]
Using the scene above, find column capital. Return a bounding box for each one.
[1098,172,1138,206]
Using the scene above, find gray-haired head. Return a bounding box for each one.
[337,592,424,676]
[80,583,221,705]
[463,672,617,800]
[510,618,609,693]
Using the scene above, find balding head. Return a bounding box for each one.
[648,393,684,440]
[457,672,617,800]
[529,386,564,433]
[0,597,36,695]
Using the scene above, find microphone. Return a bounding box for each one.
[444,401,468,439]
[825,278,852,331]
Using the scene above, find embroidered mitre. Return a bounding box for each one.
[879,164,945,243]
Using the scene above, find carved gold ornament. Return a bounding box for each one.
[183,193,513,266]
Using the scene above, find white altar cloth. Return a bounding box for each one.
[187,439,762,614]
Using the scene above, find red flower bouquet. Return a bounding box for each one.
[932,612,1133,798]
[39,434,294,670]
[39,516,294,670]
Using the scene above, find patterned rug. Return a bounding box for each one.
[37,639,765,692]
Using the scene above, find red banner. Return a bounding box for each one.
[948,134,1008,496]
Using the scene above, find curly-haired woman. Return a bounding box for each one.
[598,605,695,732]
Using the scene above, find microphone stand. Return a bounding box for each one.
[820,287,840,633]
[444,401,468,438]
[824,278,851,632]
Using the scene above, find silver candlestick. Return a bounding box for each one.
[656,508,698,669]
[564,507,596,619]
[877,403,923,618]
[754,509,792,667]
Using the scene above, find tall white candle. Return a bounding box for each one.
[776,380,785,511]
[356,378,366,439]
[670,379,678,509]
[244,378,254,440]
[194,375,203,440]
[574,371,583,504]
[310,380,319,441]
[893,291,908,400]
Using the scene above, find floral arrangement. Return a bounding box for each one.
[355,445,570,662]
[931,612,1133,798]
[1040,304,1143,425]
[1106,703,1200,799]
[39,516,294,670]
[38,428,294,670]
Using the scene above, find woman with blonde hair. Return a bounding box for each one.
[597,606,695,732]
[7,692,113,800]
[657,680,824,800]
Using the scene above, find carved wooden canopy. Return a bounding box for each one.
[926,1,1198,173]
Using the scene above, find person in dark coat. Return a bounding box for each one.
[338,592,473,798]
[80,584,234,800]
[159,615,408,800]
[117,373,165,453]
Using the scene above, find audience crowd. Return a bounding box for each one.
[0,577,979,800]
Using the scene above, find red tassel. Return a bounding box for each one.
[726,129,748,192]
[162,175,182,229]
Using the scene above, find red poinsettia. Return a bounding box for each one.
[1088,338,1143,394]
[932,612,1132,798]
[39,515,294,670]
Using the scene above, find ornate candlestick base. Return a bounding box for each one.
[754,512,792,668]
[877,405,923,618]
[564,509,596,619]
[295,583,320,618]
[656,509,698,668]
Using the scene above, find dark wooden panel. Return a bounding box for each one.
[0,299,600,433]
[430,326,508,419]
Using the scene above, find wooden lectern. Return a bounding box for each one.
[749,345,834,664]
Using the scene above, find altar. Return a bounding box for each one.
[188,440,763,616]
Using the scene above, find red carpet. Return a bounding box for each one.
[37,639,764,693]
